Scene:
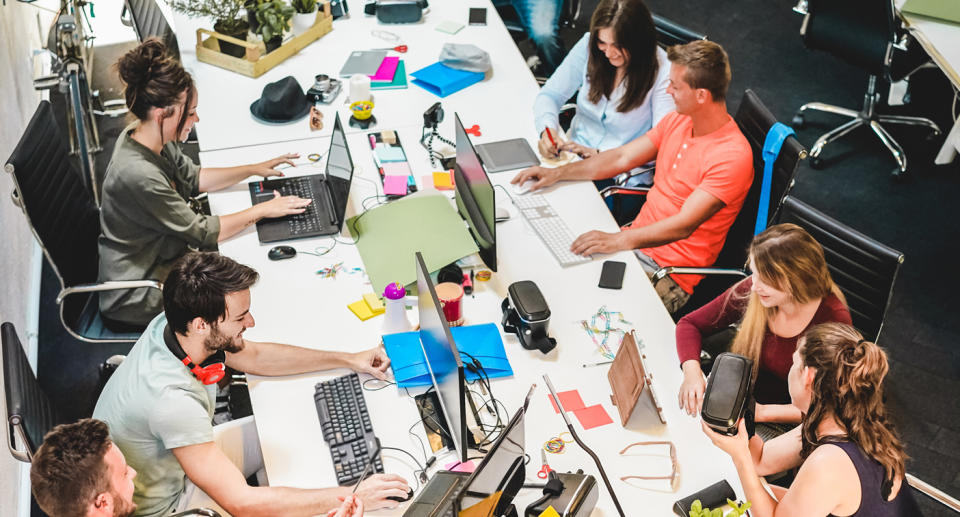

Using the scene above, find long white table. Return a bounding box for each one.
[176,3,745,515]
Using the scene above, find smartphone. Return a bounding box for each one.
[469,7,487,25]
[598,260,626,289]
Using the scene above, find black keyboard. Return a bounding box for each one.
[252,177,332,237]
[314,373,384,485]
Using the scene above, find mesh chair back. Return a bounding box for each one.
[777,196,903,342]
[2,323,63,461]
[125,0,180,58]
[801,0,895,76]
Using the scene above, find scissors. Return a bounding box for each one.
[537,450,554,479]
[374,45,408,53]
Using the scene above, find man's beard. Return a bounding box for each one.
[203,322,244,354]
[111,490,136,517]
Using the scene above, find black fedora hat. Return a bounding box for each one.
[250,76,311,124]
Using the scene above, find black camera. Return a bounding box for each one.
[423,102,444,129]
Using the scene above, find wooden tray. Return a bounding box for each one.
[196,3,333,78]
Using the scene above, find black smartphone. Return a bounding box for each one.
[469,7,487,25]
[598,260,626,289]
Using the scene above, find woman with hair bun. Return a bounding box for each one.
[704,323,922,516]
[676,223,852,423]
[100,38,310,328]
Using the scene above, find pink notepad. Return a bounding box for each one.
[370,57,400,82]
[383,175,408,195]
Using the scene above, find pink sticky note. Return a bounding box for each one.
[548,390,586,414]
[573,404,614,430]
[444,459,476,473]
[421,174,435,189]
[383,175,408,195]
[382,161,412,176]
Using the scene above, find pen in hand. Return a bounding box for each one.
[545,127,560,158]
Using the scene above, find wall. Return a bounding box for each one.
[0,1,52,515]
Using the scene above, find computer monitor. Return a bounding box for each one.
[453,113,497,272]
[415,252,468,463]
[325,112,354,230]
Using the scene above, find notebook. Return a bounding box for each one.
[370,60,408,90]
[339,50,388,77]
[370,56,400,82]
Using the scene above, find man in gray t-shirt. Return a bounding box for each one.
[95,252,409,517]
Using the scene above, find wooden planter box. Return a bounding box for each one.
[196,3,333,78]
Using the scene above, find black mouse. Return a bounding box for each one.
[267,245,296,260]
[387,488,414,503]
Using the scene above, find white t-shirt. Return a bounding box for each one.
[94,314,217,517]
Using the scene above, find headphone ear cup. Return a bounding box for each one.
[198,363,226,385]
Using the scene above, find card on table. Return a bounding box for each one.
[548,390,586,413]
[573,404,614,430]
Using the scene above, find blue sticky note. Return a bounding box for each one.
[410,62,484,98]
[383,323,513,388]
[375,145,407,163]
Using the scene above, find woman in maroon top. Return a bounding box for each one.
[676,224,851,422]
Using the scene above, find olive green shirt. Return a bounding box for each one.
[98,125,220,325]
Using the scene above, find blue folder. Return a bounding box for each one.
[410,62,484,98]
[382,323,513,388]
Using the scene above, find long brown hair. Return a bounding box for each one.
[799,323,907,498]
[729,223,845,379]
[116,38,195,138]
[586,0,659,113]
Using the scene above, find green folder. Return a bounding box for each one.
[902,0,960,24]
[347,194,478,293]
[370,60,408,90]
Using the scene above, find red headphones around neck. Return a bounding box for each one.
[164,324,226,385]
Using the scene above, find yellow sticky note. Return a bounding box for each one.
[433,171,453,190]
[348,299,375,320]
[537,506,561,517]
[363,293,385,314]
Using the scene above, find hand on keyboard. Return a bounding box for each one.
[570,229,628,257]
[254,152,300,178]
[257,190,313,219]
[355,473,411,510]
[511,165,561,192]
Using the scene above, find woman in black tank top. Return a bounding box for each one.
[702,323,921,517]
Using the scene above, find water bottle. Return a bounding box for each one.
[382,282,412,335]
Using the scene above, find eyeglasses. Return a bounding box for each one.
[618,441,679,490]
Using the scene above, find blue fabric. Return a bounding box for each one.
[755,122,795,235]
[533,34,674,156]
[383,323,513,388]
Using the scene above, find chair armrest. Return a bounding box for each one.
[56,280,163,305]
[559,103,577,115]
[600,185,651,199]
[650,267,748,287]
[906,474,960,513]
[169,509,222,517]
[120,4,133,27]
[793,0,808,15]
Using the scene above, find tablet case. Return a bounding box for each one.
[673,480,736,516]
[410,62,484,97]
[608,330,666,426]
[475,138,540,173]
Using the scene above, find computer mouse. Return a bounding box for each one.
[267,245,296,260]
[494,206,511,222]
[512,179,536,196]
[387,488,415,503]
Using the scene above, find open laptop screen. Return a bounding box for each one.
[326,113,353,227]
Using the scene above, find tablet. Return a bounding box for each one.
[475,138,540,173]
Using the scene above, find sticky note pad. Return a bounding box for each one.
[348,299,376,320]
[573,404,614,430]
[436,20,464,34]
[383,175,408,195]
[382,161,412,176]
[538,507,562,517]
[363,293,385,314]
[433,171,453,190]
[421,174,434,190]
[381,130,397,144]
[375,145,407,163]
[548,390,586,413]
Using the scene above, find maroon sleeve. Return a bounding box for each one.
[675,278,752,365]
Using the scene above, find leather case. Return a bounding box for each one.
[673,480,736,516]
[364,0,428,23]
[700,353,753,436]
[608,330,665,425]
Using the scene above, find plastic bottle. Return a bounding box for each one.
[382,282,412,335]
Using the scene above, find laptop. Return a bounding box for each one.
[248,113,354,243]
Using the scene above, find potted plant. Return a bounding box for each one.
[687,499,752,517]
[290,0,318,36]
[254,0,295,53]
[244,0,262,34]
[167,0,250,58]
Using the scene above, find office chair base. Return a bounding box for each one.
[794,75,940,176]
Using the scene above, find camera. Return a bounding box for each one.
[422,102,444,129]
[306,74,342,105]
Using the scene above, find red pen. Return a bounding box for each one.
[544,128,559,157]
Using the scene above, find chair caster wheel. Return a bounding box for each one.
[925,130,942,141]
[792,113,805,129]
[810,156,824,169]
[891,168,907,181]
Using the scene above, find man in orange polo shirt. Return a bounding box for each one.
[513,40,753,313]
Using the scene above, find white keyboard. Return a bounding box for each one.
[512,194,592,267]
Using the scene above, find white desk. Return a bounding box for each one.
[186,4,745,515]
[897,1,960,165]
[172,0,541,152]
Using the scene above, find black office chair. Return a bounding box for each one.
[792,0,940,179]
[120,0,181,58]
[4,101,160,343]
[604,89,806,317]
